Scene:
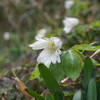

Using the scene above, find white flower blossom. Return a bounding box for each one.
[3,32,10,40]
[29,37,62,67]
[35,28,48,40]
[63,17,79,34]
[64,0,74,10]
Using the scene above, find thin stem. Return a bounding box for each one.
[90,49,100,58]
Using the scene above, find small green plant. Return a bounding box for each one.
[29,43,100,100]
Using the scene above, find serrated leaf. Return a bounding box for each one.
[30,68,40,80]
[72,44,100,51]
[73,90,82,100]
[62,50,84,80]
[87,79,97,100]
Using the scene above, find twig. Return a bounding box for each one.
[90,49,100,58]
[13,77,35,100]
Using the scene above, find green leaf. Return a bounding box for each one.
[53,91,65,100]
[90,20,100,27]
[50,62,65,82]
[38,64,61,93]
[91,58,100,66]
[73,90,82,100]
[62,50,84,80]
[30,68,40,80]
[97,81,100,100]
[27,89,45,100]
[45,94,55,100]
[82,58,94,88]
[87,79,97,100]
[72,44,100,51]
[38,64,65,100]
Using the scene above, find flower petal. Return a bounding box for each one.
[37,49,61,67]
[29,39,49,50]
[37,49,51,67]
[51,50,62,64]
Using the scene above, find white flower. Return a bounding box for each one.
[29,37,62,67]
[3,32,10,40]
[64,0,74,9]
[63,17,79,34]
[35,28,47,40]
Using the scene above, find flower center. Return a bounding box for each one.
[47,40,57,53]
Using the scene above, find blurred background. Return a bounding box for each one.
[0,0,100,99]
